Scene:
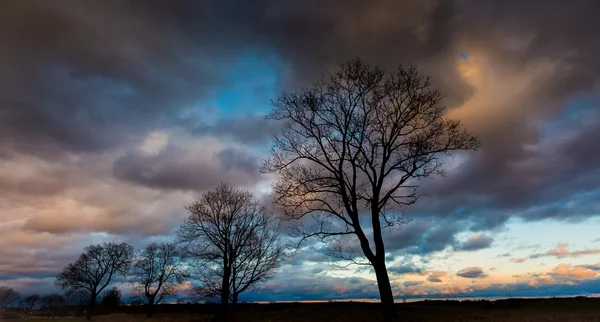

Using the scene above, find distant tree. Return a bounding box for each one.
[100,287,121,312]
[23,294,40,313]
[178,183,284,318]
[0,286,20,309]
[131,242,188,317]
[56,242,134,320]
[65,289,91,307]
[261,58,480,317]
[41,293,65,317]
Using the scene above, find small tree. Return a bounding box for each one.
[178,183,284,318]
[262,59,479,316]
[0,286,20,309]
[131,242,187,317]
[56,242,134,320]
[100,287,121,312]
[23,294,40,313]
[41,294,65,318]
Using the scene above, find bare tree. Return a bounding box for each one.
[56,242,134,320]
[41,294,65,318]
[0,286,20,309]
[178,183,284,318]
[131,242,188,317]
[23,294,40,314]
[261,59,479,316]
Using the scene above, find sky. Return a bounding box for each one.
[1,0,600,302]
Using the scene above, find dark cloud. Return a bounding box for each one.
[427,271,447,283]
[187,115,281,145]
[385,219,469,256]
[456,234,493,251]
[113,140,263,191]
[388,263,424,275]
[427,276,442,283]
[403,281,423,287]
[216,147,260,174]
[0,0,284,159]
[1,0,599,208]
[456,267,488,279]
[578,264,600,272]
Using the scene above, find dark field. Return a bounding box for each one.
[4,298,600,322]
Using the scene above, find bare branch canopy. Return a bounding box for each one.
[56,242,134,320]
[261,58,480,315]
[178,183,284,317]
[131,242,188,317]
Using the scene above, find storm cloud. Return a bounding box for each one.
[1,0,600,300]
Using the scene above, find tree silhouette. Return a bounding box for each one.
[262,58,479,316]
[23,294,40,313]
[41,293,65,318]
[100,287,121,313]
[65,289,91,307]
[0,286,20,309]
[178,183,284,318]
[56,242,133,320]
[131,242,188,317]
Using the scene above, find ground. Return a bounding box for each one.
[5,298,600,322]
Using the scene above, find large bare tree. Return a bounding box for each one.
[131,242,188,317]
[261,59,479,315]
[0,286,20,309]
[178,183,284,318]
[56,242,133,320]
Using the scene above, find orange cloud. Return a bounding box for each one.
[543,243,600,258]
[551,264,597,279]
[528,276,555,287]
[427,271,447,283]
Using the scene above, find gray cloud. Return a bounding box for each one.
[403,281,423,287]
[388,263,424,275]
[456,267,488,279]
[187,115,281,145]
[578,264,600,272]
[113,139,263,191]
[427,271,447,283]
[456,234,494,251]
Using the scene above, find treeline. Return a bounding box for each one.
[0,286,121,317]
[1,184,285,320]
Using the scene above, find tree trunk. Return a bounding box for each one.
[373,258,395,318]
[86,293,97,321]
[231,293,239,311]
[219,265,231,319]
[146,302,154,318]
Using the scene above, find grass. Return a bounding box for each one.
[8,298,600,322]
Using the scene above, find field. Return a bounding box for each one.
[5,298,600,322]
